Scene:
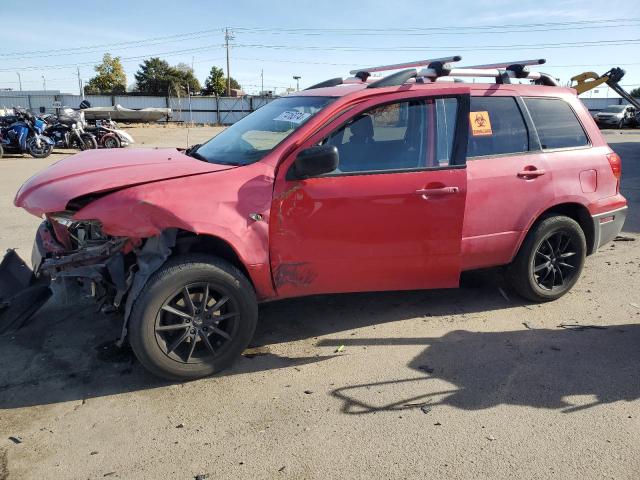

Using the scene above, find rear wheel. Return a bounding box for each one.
[128,254,258,380]
[508,215,586,302]
[103,135,121,149]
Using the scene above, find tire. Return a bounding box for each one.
[27,137,52,158]
[0,144,3,159]
[128,254,258,380]
[79,134,98,150]
[507,215,586,302]
[103,135,121,149]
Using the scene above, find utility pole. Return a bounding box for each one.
[225,28,234,96]
[293,75,301,91]
[261,68,264,96]
[42,75,47,91]
[16,72,22,91]
[77,67,83,98]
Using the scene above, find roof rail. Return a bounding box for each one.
[368,69,418,89]
[349,56,462,75]
[461,59,545,69]
[306,57,556,91]
[305,77,344,90]
[364,56,462,89]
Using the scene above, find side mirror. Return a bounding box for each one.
[290,145,339,179]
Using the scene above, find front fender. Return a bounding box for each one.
[73,165,275,269]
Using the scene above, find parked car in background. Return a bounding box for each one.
[10,58,628,380]
[594,104,638,128]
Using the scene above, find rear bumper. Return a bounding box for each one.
[592,206,628,250]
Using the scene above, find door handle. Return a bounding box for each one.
[415,186,460,197]
[517,168,546,179]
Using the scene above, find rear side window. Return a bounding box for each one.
[467,97,529,158]
[524,98,589,150]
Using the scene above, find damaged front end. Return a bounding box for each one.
[1,213,176,342]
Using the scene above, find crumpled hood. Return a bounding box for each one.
[15,148,235,216]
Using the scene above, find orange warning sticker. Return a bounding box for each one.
[470,111,493,136]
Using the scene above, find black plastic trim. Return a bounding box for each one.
[367,69,417,89]
[305,77,344,90]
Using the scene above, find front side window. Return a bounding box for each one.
[524,98,589,150]
[467,96,529,158]
[323,97,459,174]
[192,96,334,165]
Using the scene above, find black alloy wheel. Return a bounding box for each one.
[532,231,580,292]
[155,282,239,364]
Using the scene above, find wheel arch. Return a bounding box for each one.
[515,202,595,259]
[173,230,253,285]
[169,230,276,300]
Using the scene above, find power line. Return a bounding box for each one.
[232,38,640,52]
[0,45,225,72]
[234,22,640,37]
[0,29,224,58]
[1,17,637,59]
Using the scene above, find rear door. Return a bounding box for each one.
[462,94,553,270]
[270,90,470,298]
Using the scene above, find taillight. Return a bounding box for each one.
[607,152,622,192]
[607,152,622,179]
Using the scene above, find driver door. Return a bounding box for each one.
[270,90,470,298]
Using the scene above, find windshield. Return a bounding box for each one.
[602,106,626,113]
[193,96,335,165]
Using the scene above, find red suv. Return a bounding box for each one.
[13,58,627,379]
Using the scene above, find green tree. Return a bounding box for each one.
[227,76,241,93]
[134,58,201,96]
[174,63,201,95]
[202,66,241,96]
[84,53,127,94]
[202,66,226,96]
[630,87,640,98]
[134,57,174,95]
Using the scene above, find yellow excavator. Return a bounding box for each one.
[571,67,639,128]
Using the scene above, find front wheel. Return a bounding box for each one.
[79,134,98,150]
[507,215,586,302]
[128,254,258,380]
[27,137,52,158]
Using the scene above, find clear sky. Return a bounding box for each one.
[0,0,638,96]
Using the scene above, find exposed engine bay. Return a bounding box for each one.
[1,214,176,343]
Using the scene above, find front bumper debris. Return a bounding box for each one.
[7,220,177,344]
[0,249,52,335]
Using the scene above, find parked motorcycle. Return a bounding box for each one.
[86,119,135,148]
[42,108,97,151]
[0,108,54,158]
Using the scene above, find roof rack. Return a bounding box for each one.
[304,56,559,90]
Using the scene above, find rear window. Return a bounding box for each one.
[467,97,529,158]
[524,98,589,150]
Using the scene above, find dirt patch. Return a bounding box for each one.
[0,448,8,480]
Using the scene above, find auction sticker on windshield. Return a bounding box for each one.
[274,111,311,124]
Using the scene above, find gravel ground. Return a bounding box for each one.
[0,126,638,480]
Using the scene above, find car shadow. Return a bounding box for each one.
[1,270,519,409]
[319,324,640,414]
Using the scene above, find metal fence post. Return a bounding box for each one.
[216,94,220,125]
